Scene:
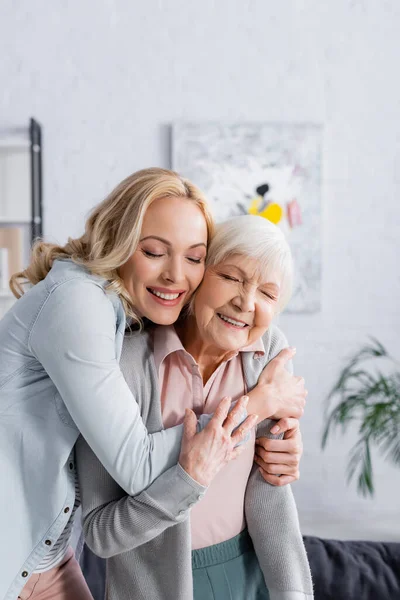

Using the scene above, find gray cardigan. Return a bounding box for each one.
[76,325,313,600]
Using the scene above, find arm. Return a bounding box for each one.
[29,279,186,496]
[245,328,313,599]
[77,399,256,558]
[246,335,307,485]
[76,435,206,558]
[245,462,313,600]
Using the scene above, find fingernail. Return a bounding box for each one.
[290,347,297,354]
[271,425,280,434]
[242,395,249,406]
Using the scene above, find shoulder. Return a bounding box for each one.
[122,328,153,354]
[120,329,157,409]
[29,264,124,338]
[260,324,290,362]
[46,259,109,293]
[121,328,154,370]
[44,259,123,312]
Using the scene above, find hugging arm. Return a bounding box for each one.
[77,396,254,558]
[76,436,205,558]
[29,280,187,496]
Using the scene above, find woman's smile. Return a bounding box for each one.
[147,286,187,307]
[216,313,249,329]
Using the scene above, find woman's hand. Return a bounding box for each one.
[247,348,307,422]
[254,417,303,485]
[178,395,258,487]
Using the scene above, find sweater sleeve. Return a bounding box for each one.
[245,326,314,600]
[76,435,206,558]
[29,279,185,496]
[245,468,313,600]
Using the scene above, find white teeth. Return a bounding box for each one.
[150,289,180,300]
[218,314,246,328]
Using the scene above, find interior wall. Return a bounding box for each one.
[1,0,399,541]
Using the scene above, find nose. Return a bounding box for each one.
[161,256,185,284]
[232,287,256,313]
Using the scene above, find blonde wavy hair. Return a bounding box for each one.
[10,168,214,322]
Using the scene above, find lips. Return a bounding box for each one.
[217,313,249,328]
[147,287,186,307]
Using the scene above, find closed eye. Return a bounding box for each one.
[261,290,277,300]
[187,257,203,264]
[143,250,163,258]
[221,274,241,282]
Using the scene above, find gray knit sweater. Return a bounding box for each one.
[76,325,313,600]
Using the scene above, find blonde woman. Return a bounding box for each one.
[77,216,312,600]
[1,169,268,600]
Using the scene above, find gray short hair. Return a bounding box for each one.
[206,215,293,312]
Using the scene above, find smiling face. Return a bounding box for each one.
[193,254,281,353]
[118,196,208,325]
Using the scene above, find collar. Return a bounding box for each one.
[153,325,265,373]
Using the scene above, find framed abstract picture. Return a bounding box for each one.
[172,122,323,313]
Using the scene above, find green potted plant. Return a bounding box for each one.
[322,338,400,496]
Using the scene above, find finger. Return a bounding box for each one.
[230,414,258,446]
[268,417,300,435]
[223,395,249,434]
[274,346,296,364]
[256,437,302,454]
[255,449,299,467]
[258,469,298,486]
[291,405,304,419]
[228,443,248,461]
[283,425,303,441]
[254,456,298,476]
[182,408,198,442]
[210,396,231,426]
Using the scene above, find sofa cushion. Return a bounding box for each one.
[303,536,400,600]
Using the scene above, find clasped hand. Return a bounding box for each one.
[247,347,307,485]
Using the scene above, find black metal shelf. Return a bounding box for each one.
[29,118,43,243]
[0,117,43,245]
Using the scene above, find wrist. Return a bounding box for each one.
[247,384,275,423]
[178,457,210,487]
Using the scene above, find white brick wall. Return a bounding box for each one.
[1,0,399,541]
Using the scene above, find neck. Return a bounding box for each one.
[176,316,235,384]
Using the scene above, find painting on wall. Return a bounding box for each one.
[172,122,323,313]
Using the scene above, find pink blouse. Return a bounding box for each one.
[153,325,264,550]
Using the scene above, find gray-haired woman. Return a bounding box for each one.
[77,215,313,600]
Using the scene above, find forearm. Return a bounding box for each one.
[77,437,206,558]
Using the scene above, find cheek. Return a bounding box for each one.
[190,265,206,290]
[194,297,214,329]
[256,304,275,329]
[129,254,161,286]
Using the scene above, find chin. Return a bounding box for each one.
[217,337,246,352]
[147,310,181,326]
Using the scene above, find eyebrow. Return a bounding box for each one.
[140,236,207,249]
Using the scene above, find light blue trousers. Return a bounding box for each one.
[192,529,270,600]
